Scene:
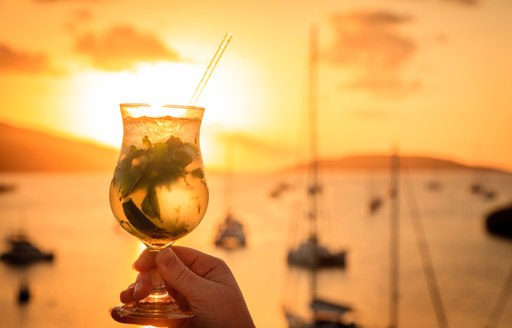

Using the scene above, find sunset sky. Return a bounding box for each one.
[0,0,511,172]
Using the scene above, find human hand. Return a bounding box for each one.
[120,246,255,328]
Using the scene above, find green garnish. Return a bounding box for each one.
[113,135,200,219]
[141,187,160,221]
[191,168,204,179]
[122,198,190,239]
[122,198,167,237]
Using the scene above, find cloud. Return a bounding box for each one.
[325,10,420,97]
[386,0,479,6]
[71,8,93,23]
[0,44,59,74]
[345,74,421,97]
[33,0,101,2]
[64,9,94,35]
[74,25,180,71]
[442,0,479,6]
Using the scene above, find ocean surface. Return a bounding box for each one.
[0,170,511,328]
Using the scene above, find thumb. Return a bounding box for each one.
[156,247,203,298]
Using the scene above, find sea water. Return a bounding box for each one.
[0,171,511,328]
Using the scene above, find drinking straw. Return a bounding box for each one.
[189,32,233,106]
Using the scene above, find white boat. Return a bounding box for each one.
[286,24,347,271]
[287,236,346,269]
[0,232,54,266]
[213,140,247,250]
[284,25,359,328]
[284,270,358,327]
[214,213,247,249]
[285,296,360,328]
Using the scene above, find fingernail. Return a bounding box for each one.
[157,247,174,267]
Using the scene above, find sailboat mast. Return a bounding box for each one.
[308,24,319,301]
[389,149,400,328]
[224,138,234,214]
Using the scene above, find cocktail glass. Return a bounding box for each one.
[109,103,209,326]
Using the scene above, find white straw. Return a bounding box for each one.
[189,32,233,106]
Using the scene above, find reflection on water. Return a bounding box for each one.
[0,171,511,327]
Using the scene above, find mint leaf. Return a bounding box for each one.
[141,187,160,220]
[122,198,167,237]
[113,135,199,206]
[191,168,204,179]
[114,146,145,199]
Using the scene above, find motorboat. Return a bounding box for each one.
[0,232,54,266]
[287,236,346,269]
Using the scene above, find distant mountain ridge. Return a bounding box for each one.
[0,121,508,173]
[0,121,118,171]
[291,154,508,173]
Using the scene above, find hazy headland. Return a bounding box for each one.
[0,121,507,174]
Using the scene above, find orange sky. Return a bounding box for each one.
[0,0,511,172]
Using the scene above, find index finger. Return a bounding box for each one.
[172,246,230,278]
[132,248,157,272]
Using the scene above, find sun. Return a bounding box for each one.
[68,62,205,148]
[66,58,265,170]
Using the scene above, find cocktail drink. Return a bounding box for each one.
[109,103,209,326]
[110,104,208,247]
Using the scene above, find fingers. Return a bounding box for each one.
[133,246,226,277]
[133,271,152,300]
[120,283,135,303]
[155,247,204,298]
[119,249,157,304]
[172,246,229,278]
[125,246,230,303]
[132,248,157,272]
[119,271,152,303]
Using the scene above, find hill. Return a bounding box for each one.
[291,154,508,173]
[0,121,508,173]
[0,122,118,171]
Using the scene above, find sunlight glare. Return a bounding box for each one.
[137,241,146,254]
[68,58,264,169]
[69,62,204,148]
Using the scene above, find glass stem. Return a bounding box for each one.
[150,268,169,299]
[145,246,173,302]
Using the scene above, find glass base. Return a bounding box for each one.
[110,297,193,327]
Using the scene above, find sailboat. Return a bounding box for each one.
[367,170,383,216]
[285,299,358,328]
[0,231,54,266]
[284,26,358,328]
[468,150,497,200]
[214,137,247,250]
[286,25,346,270]
[214,211,247,249]
[425,166,443,192]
